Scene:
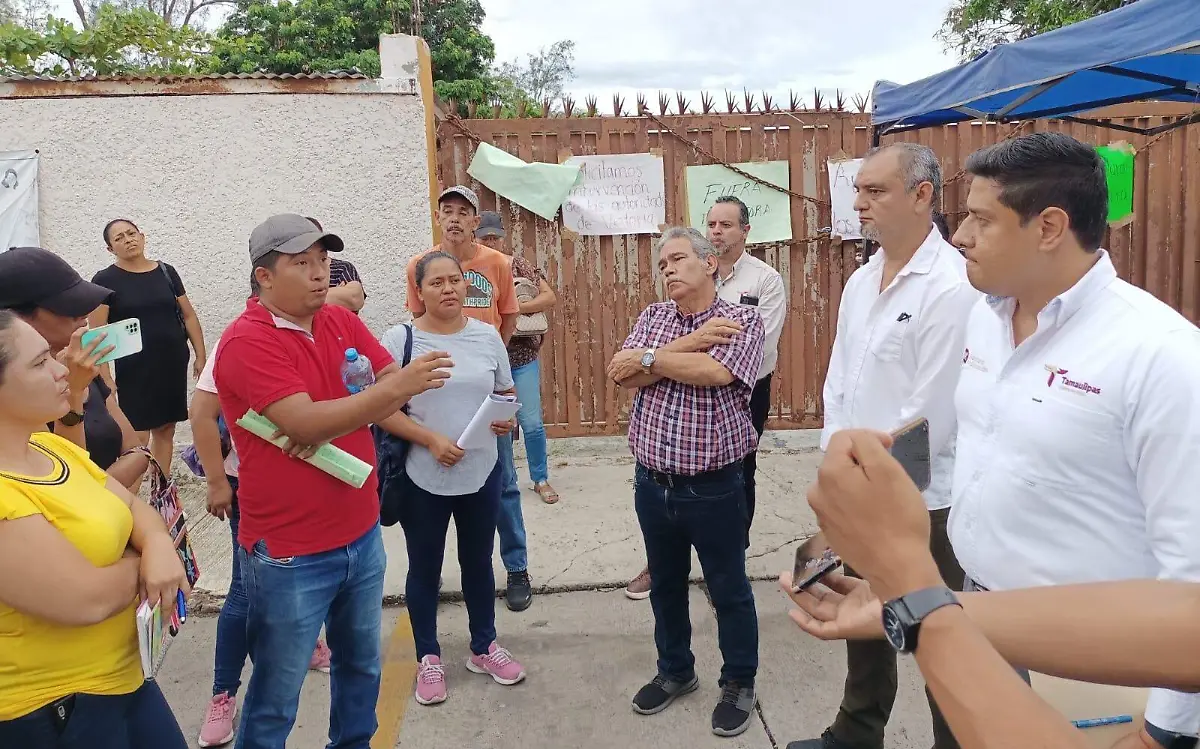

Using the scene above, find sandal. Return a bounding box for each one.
[533,482,560,504]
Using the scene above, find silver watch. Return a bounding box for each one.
[640,348,656,373]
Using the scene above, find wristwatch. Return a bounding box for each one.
[640,348,657,374]
[881,586,961,654]
[58,410,84,427]
[1145,721,1199,749]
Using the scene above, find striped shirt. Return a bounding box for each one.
[623,298,765,475]
[329,258,362,289]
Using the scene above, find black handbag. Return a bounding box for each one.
[373,323,413,527]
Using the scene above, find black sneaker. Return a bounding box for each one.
[785,729,855,749]
[631,673,699,715]
[711,681,757,737]
[505,570,533,612]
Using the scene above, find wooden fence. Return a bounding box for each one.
[435,103,1200,438]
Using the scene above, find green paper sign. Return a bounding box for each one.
[466,142,582,221]
[1096,145,1134,224]
[685,161,792,244]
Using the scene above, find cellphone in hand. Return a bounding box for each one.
[791,533,843,593]
[81,318,143,365]
[890,417,932,492]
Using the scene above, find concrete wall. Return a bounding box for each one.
[0,47,432,344]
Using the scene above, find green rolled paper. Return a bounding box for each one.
[235,410,374,489]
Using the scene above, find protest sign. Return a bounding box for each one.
[561,153,665,236]
[467,142,581,221]
[1095,143,1135,226]
[827,157,863,240]
[685,161,792,244]
[0,150,40,251]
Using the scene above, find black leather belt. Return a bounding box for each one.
[645,462,741,490]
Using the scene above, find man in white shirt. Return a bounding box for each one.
[950,131,1200,749]
[789,143,979,749]
[709,195,787,544]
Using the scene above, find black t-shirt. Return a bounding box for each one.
[47,377,122,470]
[91,262,188,349]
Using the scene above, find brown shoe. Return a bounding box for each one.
[625,567,651,600]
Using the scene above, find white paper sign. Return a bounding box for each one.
[561,153,666,236]
[0,150,40,251]
[827,157,863,241]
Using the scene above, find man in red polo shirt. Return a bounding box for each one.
[214,213,450,749]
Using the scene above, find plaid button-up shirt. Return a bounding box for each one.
[623,298,765,475]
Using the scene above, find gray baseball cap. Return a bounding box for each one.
[475,211,505,238]
[249,214,344,263]
[438,185,480,213]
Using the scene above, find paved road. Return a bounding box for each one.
[160,431,936,747]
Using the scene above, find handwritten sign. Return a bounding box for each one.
[561,153,666,236]
[827,157,863,240]
[685,161,792,244]
[1095,144,1134,226]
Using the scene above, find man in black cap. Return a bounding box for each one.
[212,214,452,749]
[0,247,150,488]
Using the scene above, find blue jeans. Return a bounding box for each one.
[634,463,758,686]
[512,359,549,484]
[400,466,501,659]
[235,524,386,749]
[0,681,187,749]
[213,477,249,698]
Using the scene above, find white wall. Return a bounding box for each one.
[0,89,430,342]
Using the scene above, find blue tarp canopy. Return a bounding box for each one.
[872,0,1200,136]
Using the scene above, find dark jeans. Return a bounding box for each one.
[235,523,386,749]
[744,373,772,547]
[400,465,502,659]
[634,462,758,686]
[0,681,187,749]
[830,507,964,749]
[214,477,249,698]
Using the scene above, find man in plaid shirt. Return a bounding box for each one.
[607,226,765,738]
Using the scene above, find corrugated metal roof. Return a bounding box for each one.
[0,71,369,83]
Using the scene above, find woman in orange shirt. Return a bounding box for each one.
[0,309,190,749]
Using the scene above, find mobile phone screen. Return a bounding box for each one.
[890,418,932,492]
[791,533,842,592]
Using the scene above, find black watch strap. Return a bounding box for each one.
[1145,721,1199,749]
[884,586,961,654]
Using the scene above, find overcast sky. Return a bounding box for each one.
[481,0,960,103]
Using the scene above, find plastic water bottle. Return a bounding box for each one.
[341,348,375,394]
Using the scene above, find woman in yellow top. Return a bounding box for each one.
[0,309,190,748]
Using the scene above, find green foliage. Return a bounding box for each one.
[939,0,1132,61]
[0,4,207,77]
[207,0,495,99]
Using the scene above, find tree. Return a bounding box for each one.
[939,0,1135,61]
[207,0,495,101]
[64,0,233,30]
[493,39,575,107]
[0,5,207,76]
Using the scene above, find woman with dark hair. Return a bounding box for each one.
[378,250,526,706]
[0,308,190,749]
[91,219,205,473]
[0,247,149,490]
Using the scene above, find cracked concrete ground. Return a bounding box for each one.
[164,431,936,747]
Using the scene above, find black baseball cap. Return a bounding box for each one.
[476,211,505,238]
[0,247,113,317]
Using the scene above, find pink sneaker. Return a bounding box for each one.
[466,642,526,685]
[198,692,236,747]
[415,655,447,705]
[309,639,331,674]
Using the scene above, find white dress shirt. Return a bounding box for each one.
[821,226,980,510]
[716,250,786,381]
[949,250,1200,735]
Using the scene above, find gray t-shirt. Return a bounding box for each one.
[380,318,515,496]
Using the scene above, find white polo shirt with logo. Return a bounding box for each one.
[949,250,1200,735]
[715,251,786,381]
[822,225,980,511]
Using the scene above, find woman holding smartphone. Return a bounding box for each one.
[378,251,526,707]
[0,309,190,748]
